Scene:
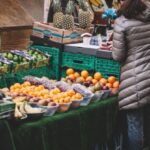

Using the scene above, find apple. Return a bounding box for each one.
[48,102,57,107]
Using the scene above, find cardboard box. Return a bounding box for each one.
[64,43,99,56]
[32,22,93,44]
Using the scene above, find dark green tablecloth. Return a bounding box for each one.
[0,96,118,150]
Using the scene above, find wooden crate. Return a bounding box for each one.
[0,27,32,51]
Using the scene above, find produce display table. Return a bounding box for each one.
[0,96,118,150]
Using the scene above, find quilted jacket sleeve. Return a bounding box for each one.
[112,18,127,63]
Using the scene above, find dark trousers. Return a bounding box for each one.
[120,107,150,150]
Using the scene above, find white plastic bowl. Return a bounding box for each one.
[80,94,94,106]
[71,98,83,108]
[58,102,72,112]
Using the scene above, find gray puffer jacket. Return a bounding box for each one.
[113,3,150,110]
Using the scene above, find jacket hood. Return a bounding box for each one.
[136,1,150,22]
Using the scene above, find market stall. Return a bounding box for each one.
[0,0,122,150]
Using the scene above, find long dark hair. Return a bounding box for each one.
[118,0,146,19]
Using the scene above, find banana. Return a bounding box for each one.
[15,105,23,118]
[89,0,100,7]
[24,103,43,114]
[95,0,103,5]
[19,102,26,114]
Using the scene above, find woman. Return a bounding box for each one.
[112,0,150,149]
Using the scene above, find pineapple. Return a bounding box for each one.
[63,0,74,30]
[53,0,64,29]
[78,0,91,29]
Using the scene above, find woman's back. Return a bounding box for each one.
[113,2,150,110]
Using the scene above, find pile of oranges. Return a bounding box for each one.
[10,82,51,99]
[66,68,120,90]
[9,81,83,104]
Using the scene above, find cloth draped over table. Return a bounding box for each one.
[0,97,118,150]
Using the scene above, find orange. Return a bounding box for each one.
[14,83,21,88]
[68,74,75,80]
[74,72,80,79]
[53,88,61,95]
[38,85,45,90]
[111,88,118,95]
[92,79,98,85]
[10,86,15,91]
[75,93,82,99]
[100,78,107,85]
[23,81,31,87]
[80,77,85,82]
[108,76,116,84]
[106,83,113,88]
[113,81,119,89]
[81,70,89,78]
[34,87,40,91]
[94,72,102,81]
[67,89,76,96]
[66,68,74,75]
[43,94,50,99]
[86,76,93,81]
[64,97,70,103]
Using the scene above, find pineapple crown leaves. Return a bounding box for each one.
[53,0,62,13]
[77,0,88,11]
[65,0,75,15]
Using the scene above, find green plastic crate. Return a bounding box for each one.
[5,73,19,87]
[0,76,7,88]
[30,45,60,80]
[62,52,95,77]
[95,58,120,80]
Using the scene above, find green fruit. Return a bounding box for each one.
[19,56,23,62]
[3,64,7,67]
[43,56,47,59]
[23,58,27,62]
[2,53,7,58]
[34,52,39,55]
[94,83,101,91]
[28,50,33,55]
[13,55,19,62]
[37,55,42,60]
[7,53,13,60]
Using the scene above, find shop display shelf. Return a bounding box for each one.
[95,57,120,80]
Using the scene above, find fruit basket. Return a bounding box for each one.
[28,48,51,68]
[58,102,72,112]
[102,90,111,99]
[91,91,104,102]
[80,94,94,106]
[71,98,83,108]
[1,51,32,72]
[14,62,30,72]
[72,84,94,106]
[0,65,11,74]
[30,45,60,80]
[0,55,13,74]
